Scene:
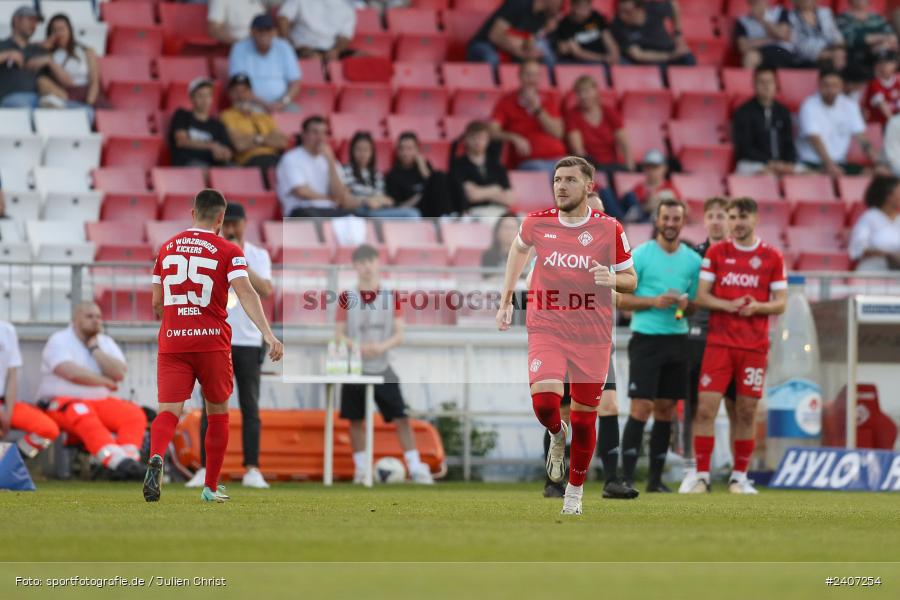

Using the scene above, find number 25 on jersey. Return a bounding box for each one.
[162,255,218,307]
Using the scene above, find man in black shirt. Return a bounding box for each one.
[0,6,56,108]
[467,0,563,70]
[554,0,620,65]
[449,121,514,216]
[611,0,695,67]
[731,66,798,175]
[168,77,233,167]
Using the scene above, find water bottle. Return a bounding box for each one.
[325,340,341,375]
[764,275,823,469]
[349,339,362,376]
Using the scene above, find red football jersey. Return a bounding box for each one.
[700,239,787,353]
[152,227,248,353]
[518,207,632,345]
[864,75,900,126]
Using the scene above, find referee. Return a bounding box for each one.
[617,199,701,492]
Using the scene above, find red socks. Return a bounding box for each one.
[149,411,179,458]
[694,435,715,474]
[204,413,230,490]
[733,439,755,474]
[568,410,597,487]
[532,392,562,435]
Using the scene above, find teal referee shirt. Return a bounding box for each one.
[629,240,701,335]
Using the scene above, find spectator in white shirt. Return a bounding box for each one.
[36,302,146,480]
[0,320,60,460]
[275,115,352,217]
[796,67,885,175]
[849,175,900,271]
[277,0,356,60]
[185,202,273,490]
[208,0,266,45]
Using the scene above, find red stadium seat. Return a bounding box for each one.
[395,33,448,62]
[442,115,470,141]
[102,137,162,169]
[498,63,552,92]
[338,84,392,114]
[443,10,491,61]
[164,81,221,112]
[296,84,336,116]
[334,55,394,84]
[99,56,153,88]
[509,171,552,213]
[100,2,155,27]
[321,218,381,249]
[624,223,655,245]
[330,112,386,142]
[106,81,162,111]
[442,63,495,90]
[620,90,673,125]
[410,0,449,8]
[263,220,323,261]
[611,65,663,93]
[386,8,440,34]
[777,69,818,112]
[94,244,154,263]
[392,62,440,88]
[785,226,844,252]
[454,0,502,9]
[93,167,149,194]
[278,291,329,324]
[846,124,883,166]
[681,0,723,16]
[298,58,326,85]
[440,221,492,256]
[419,140,451,170]
[679,15,717,40]
[679,145,733,175]
[96,289,155,322]
[348,32,395,59]
[95,109,152,137]
[667,66,720,97]
[151,167,205,199]
[158,4,219,55]
[670,173,724,201]
[391,246,450,266]
[622,121,667,165]
[555,64,609,93]
[782,174,836,201]
[688,38,728,66]
[676,92,729,125]
[450,88,503,117]
[381,221,439,254]
[87,221,147,245]
[795,251,852,271]
[834,0,886,14]
[721,67,754,107]
[793,201,846,229]
[146,220,193,250]
[669,120,721,154]
[226,194,280,222]
[393,87,449,117]
[155,57,209,87]
[272,112,305,140]
[209,167,266,195]
[355,7,383,34]
[101,195,159,222]
[613,172,645,195]
[387,116,442,141]
[681,223,707,244]
[837,175,871,204]
[757,224,785,249]
[108,26,164,56]
[727,174,781,198]
[755,198,792,230]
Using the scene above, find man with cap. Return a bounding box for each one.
[220,72,288,185]
[0,6,61,108]
[228,14,301,113]
[168,77,233,167]
[185,202,274,490]
[605,149,680,223]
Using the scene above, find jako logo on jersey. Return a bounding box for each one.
[530,359,542,373]
[721,272,760,287]
[700,374,712,387]
[578,231,593,246]
[232,257,248,267]
[543,251,591,269]
[749,256,762,270]
[543,233,557,239]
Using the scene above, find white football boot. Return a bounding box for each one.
[185,467,206,488]
[546,421,569,484]
[560,483,583,516]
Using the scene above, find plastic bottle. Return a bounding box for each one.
[325,341,340,375]
[764,275,823,469]
[338,340,350,375]
[349,339,362,376]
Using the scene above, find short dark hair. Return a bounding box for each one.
[819,66,842,81]
[554,156,595,182]
[573,74,597,91]
[619,0,644,8]
[727,197,758,214]
[464,120,491,137]
[754,65,776,80]
[656,198,686,218]
[302,115,327,132]
[518,59,541,74]
[863,176,900,209]
[194,189,227,221]
[351,244,379,263]
[703,197,729,213]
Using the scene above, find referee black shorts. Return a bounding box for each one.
[561,352,616,406]
[340,367,408,422]
[627,332,689,401]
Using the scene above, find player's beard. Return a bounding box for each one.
[732,225,752,244]
[554,189,587,214]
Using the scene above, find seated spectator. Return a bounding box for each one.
[481,213,521,271]
[864,50,900,126]
[229,14,301,112]
[735,0,800,69]
[605,150,680,223]
[565,75,633,176]
[276,115,351,217]
[208,0,266,45]
[848,175,900,270]
[385,132,453,218]
[36,302,146,480]
[278,0,355,60]
[611,0,696,67]
[880,109,900,173]
[449,121,515,217]
[837,0,898,73]
[168,77,233,167]
[796,68,886,175]
[343,131,420,218]
[490,60,567,173]
[844,61,872,102]
[0,6,71,108]
[777,0,846,70]
[732,66,799,175]
[0,319,60,460]
[44,14,102,107]
[467,0,563,70]
[554,0,620,65]
[219,73,287,182]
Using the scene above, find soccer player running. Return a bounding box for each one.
[143,191,284,503]
[497,157,637,515]
[685,197,786,494]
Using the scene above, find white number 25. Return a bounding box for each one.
[742,367,764,387]
[162,255,218,307]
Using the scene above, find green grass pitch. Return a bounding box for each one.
[1,481,898,599]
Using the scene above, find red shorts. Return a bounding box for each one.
[528,333,611,407]
[157,350,233,405]
[698,344,767,399]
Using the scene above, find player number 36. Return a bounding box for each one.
[162,255,218,307]
[742,367,764,387]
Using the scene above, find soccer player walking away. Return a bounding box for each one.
[497,156,637,515]
[685,197,786,494]
[617,199,701,493]
[143,191,284,503]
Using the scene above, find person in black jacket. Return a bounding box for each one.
[731,66,799,175]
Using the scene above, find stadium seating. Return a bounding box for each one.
[670,174,724,201]
[727,174,781,199]
[509,171,552,213]
[782,175,836,202]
